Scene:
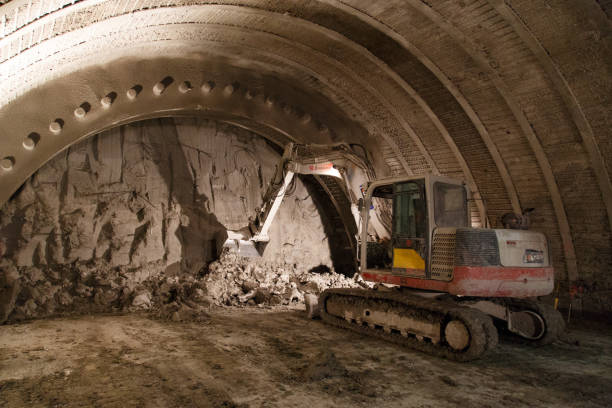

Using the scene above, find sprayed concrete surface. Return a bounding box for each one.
[0,310,610,408]
[0,118,337,324]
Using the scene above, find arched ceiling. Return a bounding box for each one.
[0,0,610,286]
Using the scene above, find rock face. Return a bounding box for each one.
[0,117,335,323]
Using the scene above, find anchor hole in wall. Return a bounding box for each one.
[201,80,215,94]
[79,102,91,113]
[160,76,174,88]
[23,133,40,150]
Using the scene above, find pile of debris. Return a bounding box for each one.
[1,249,368,324]
[202,251,367,307]
[145,251,369,321]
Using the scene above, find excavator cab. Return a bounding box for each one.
[362,175,469,280]
[392,180,428,276]
[360,175,554,298]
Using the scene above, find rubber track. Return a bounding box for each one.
[319,288,498,362]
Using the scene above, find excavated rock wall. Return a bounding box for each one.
[0,117,334,323]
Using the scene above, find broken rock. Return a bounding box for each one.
[132,291,152,310]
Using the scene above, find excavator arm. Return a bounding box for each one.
[224,142,370,257]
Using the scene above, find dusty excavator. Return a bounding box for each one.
[225,143,564,361]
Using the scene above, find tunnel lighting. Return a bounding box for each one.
[201,81,214,94]
[22,136,36,150]
[153,82,166,96]
[178,82,192,93]
[223,84,235,96]
[126,88,138,100]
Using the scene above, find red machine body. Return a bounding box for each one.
[362,266,554,297]
[359,175,555,299]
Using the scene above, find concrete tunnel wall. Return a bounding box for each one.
[0,0,610,316]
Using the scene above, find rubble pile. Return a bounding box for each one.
[146,250,367,322]
[202,251,367,307]
[139,249,367,321]
[0,260,167,323]
[0,249,367,324]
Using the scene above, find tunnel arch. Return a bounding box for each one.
[0,0,610,299]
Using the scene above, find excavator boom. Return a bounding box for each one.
[223,142,366,257]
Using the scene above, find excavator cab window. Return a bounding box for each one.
[433,182,468,228]
[393,181,426,239]
[391,181,428,275]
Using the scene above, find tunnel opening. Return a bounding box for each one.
[0,116,365,324]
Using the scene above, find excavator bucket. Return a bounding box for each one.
[223,232,263,258]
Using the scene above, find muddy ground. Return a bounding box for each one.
[0,308,611,408]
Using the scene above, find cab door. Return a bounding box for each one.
[391,180,428,277]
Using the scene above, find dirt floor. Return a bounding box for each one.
[0,308,611,408]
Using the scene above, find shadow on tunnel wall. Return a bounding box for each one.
[149,118,228,275]
[300,176,357,277]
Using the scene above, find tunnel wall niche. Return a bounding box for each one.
[0,117,334,323]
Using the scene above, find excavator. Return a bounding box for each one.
[225,143,564,361]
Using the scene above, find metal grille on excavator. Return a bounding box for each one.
[455,229,500,266]
[430,228,456,281]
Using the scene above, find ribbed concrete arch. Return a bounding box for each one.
[0,0,610,295]
[332,0,610,284]
[390,0,578,280]
[0,3,493,223]
[325,0,521,226]
[489,0,612,275]
[0,6,441,170]
[0,1,507,227]
[410,0,608,282]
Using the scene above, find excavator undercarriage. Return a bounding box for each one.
[318,288,564,361]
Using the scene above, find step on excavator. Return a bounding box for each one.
[225,143,565,361]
